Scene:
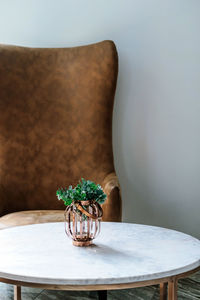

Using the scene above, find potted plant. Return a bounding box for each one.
[56,178,106,246]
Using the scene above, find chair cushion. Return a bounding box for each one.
[0,210,65,229]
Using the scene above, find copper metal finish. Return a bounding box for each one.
[160,282,167,300]
[14,286,21,300]
[73,240,92,247]
[65,200,102,246]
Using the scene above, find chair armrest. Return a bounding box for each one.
[101,172,122,222]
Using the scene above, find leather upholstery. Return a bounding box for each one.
[0,40,121,227]
[0,210,65,229]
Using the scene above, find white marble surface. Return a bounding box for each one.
[0,222,200,286]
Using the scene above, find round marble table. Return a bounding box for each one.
[0,222,200,300]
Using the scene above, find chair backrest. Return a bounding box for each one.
[0,41,118,215]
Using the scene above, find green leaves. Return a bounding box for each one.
[56,186,74,206]
[56,178,107,206]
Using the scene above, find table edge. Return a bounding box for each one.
[1,222,200,288]
[0,265,200,290]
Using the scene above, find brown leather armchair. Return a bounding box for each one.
[0,40,121,229]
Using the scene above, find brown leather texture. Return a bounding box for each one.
[0,40,120,221]
[0,210,65,229]
[102,172,122,221]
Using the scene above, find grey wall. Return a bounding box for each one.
[0,0,200,237]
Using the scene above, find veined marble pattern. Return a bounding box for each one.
[0,222,200,286]
[0,222,200,299]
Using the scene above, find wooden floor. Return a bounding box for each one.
[0,271,200,299]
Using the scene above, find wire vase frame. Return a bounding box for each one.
[64,200,103,246]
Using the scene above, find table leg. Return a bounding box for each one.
[98,290,107,300]
[14,285,21,300]
[160,282,167,300]
[168,279,178,300]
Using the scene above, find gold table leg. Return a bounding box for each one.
[14,285,21,300]
[160,282,167,300]
[168,279,178,300]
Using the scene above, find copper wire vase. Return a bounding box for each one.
[64,200,103,246]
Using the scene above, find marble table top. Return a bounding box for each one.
[0,222,200,286]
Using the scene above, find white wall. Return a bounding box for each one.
[0,0,200,237]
